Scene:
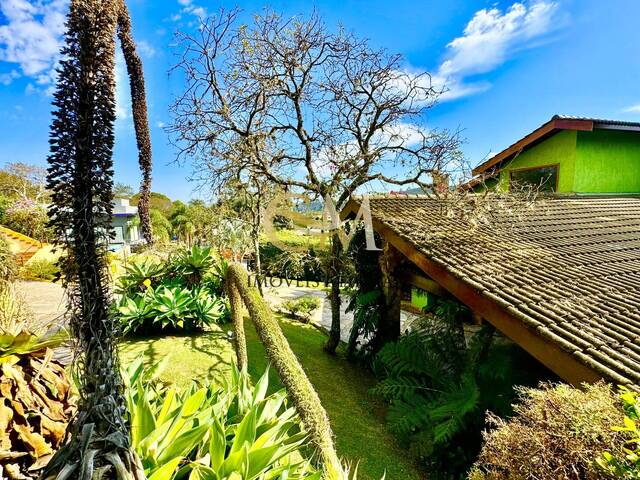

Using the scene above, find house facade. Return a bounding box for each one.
[110,198,140,251]
[471,115,640,193]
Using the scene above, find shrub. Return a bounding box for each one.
[116,248,230,335]
[469,382,626,480]
[19,257,60,281]
[0,237,17,281]
[281,295,321,322]
[0,280,33,334]
[372,300,518,479]
[122,359,320,480]
[597,386,640,478]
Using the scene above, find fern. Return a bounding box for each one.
[372,301,516,479]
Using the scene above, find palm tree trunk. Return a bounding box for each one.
[116,0,153,245]
[44,1,143,478]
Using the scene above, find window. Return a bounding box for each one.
[509,164,558,192]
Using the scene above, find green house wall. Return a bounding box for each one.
[498,130,577,192]
[574,129,640,193]
[495,129,640,193]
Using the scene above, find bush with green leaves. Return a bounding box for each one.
[372,299,517,479]
[122,358,321,480]
[469,382,626,480]
[597,386,640,479]
[281,295,321,322]
[19,257,60,282]
[116,246,230,334]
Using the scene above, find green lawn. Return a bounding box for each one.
[119,317,423,480]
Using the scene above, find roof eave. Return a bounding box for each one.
[472,117,594,176]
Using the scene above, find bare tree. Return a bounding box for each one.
[169,9,462,353]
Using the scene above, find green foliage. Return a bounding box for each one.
[372,300,514,479]
[597,386,640,478]
[4,197,51,242]
[122,358,320,480]
[171,246,216,286]
[345,227,384,360]
[150,208,174,242]
[116,247,230,335]
[470,382,626,480]
[259,243,324,282]
[18,257,60,281]
[281,295,321,322]
[0,237,17,281]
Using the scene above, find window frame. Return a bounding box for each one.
[508,163,560,192]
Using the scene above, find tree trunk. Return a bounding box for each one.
[324,232,342,354]
[372,240,403,352]
[116,0,153,245]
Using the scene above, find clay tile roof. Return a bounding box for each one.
[348,194,640,386]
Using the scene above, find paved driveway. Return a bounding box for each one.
[15,280,67,330]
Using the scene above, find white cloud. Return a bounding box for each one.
[0,0,68,88]
[137,40,157,58]
[440,2,559,78]
[115,51,131,123]
[622,104,640,114]
[0,69,20,85]
[172,0,207,23]
[409,1,562,102]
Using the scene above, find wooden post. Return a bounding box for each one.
[377,239,404,344]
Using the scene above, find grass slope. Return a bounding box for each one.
[118,317,422,480]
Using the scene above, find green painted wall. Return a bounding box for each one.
[498,130,577,192]
[574,129,640,193]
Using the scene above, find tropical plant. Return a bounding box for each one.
[469,382,626,480]
[118,284,227,335]
[0,237,17,281]
[43,0,144,477]
[170,245,216,286]
[345,226,385,360]
[121,358,320,480]
[597,386,640,479]
[150,208,173,243]
[372,300,514,479]
[0,329,75,478]
[117,257,165,294]
[281,295,321,322]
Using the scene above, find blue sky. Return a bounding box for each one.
[0,0,639,201]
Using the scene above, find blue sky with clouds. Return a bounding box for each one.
[0,0,638,201]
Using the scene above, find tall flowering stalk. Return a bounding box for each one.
[44,0,144,478]
[117,0,153,244]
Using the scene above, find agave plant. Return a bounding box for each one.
[170,246,216,287]
[121,359,320,480]
[117,258,165,295]
[0,329,75,479]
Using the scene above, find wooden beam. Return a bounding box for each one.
[369,217,601,387]
[397,270,446,296]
